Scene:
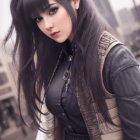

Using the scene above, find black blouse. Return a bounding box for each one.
[45,39,88,134]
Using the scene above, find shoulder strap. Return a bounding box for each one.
[98,31,123,98]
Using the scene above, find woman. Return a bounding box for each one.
[3,0,140,139]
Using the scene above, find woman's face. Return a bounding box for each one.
[32,0,79,43]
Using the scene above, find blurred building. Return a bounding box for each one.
[93,0,118,29]
[0,39,37,140]
[117,4,140,52]
[0,40,23,139]
[131,5,140,22]
[118,8,137,35]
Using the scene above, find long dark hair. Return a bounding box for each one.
[3,0,116,135]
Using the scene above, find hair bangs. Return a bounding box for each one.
[23,0,49,18]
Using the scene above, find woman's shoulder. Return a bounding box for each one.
[103,44,139,93]
[104,44,139,77]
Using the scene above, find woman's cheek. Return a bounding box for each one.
[37,22,44,33]
[55,9,71,28]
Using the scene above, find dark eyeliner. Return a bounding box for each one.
[49,7,58,15]
[33,17,42,22]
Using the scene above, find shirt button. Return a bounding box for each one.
[58,100,60,105]
[68,125,71,128]
[62,113,65,116]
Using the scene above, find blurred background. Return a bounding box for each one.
[0,0,140,139]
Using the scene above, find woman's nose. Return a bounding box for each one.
[44,18,53,30]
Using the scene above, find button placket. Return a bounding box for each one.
[58,100,74,132]
[58,100,60,106]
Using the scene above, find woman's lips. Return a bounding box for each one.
[50,31,60,37]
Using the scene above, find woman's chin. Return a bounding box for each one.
[52,37,68,44]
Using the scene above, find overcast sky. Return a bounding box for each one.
[0,0,140,40]
[109,0,140,11]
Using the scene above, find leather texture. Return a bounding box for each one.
[103,44,140,140]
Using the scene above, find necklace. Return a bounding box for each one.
[45,44,77,100]
[63,45,76,92]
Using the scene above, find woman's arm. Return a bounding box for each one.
[112,65,140,140]
[103,44,140,140]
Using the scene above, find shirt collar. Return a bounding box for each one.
[62,38,76,58]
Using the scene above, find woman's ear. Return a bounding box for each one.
[71,0,80,10]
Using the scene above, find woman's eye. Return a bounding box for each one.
[34,17,42,22]
[49,8,58,15]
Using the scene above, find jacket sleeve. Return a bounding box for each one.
[103,44,140,140]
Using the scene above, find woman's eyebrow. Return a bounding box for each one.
[43,3,57,11]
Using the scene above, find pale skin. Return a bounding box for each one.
[32,0,80,43]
